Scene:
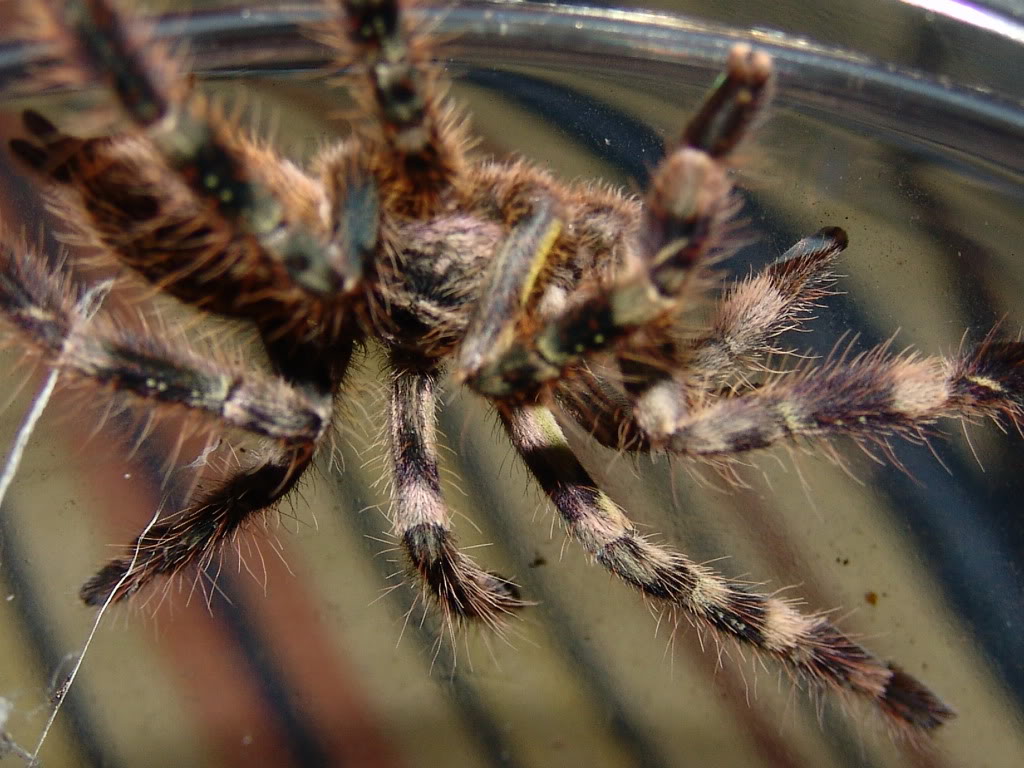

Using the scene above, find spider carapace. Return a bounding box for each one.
[3,0,1020,736]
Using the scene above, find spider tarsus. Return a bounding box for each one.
[80,452,315,607]
[880,664,957,732]
[683,43,774,158]
[403,523,526,623]
[79,559,140,606]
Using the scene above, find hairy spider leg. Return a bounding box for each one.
[683,227,847,391]
[661,338,1024,458]
[329,0,471,215]
[467,46,772,402]
[8,0,376,602]
[12,0,365,384]
[500,403,955,732]
[0,241,332,445]
[79,441,321,605]
[617,45,774,435]
[388,366,527,624]
[560,227,848,450]
[0,237,339,603]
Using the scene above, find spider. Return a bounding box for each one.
[1,0,1019,740]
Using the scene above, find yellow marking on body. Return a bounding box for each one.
[518,217,562,306]
[967,374,1005,393]
[775,400,806,433]
[653,238,689,267]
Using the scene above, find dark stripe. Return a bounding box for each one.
[0,501,112,767]
[802,622,874,688]
[67,0,171,124]
[392,372,442,494]
[210,572,335,767]
[706,589,768,646]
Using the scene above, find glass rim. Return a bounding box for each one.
[0,1,1020,174]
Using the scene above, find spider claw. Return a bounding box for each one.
[79,559,139,606]
[880,665,956,732]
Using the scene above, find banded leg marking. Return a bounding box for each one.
[666,341,1024,457]
[16,0,363,304]
[0,240,331,445]
[389,366,526,624]
[500,403,954,731]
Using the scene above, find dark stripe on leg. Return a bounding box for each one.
[499,403,953,732]
[80,447,313,605]
[389,366,526,624]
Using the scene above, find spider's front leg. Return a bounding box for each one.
[559,226,848,449]
[661,337,1024,459]
[329,0,470,215]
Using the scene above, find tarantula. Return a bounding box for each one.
[2,0,1020,738]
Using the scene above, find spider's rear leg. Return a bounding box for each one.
[80,443,318,606]
[0,237,334,446]
[79,337,351,604]
[0,235,342,604]
[327,0,471,214]
[500,403,954,732]
[467,46,772,401]
[388,364,526,625]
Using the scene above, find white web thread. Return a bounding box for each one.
[0,372,59,766]
[0,279,164,767]
[0,369,59,518]
[24,278,218,766]
[28,499,165,766]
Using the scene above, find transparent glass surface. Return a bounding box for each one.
[0,2,1022,767]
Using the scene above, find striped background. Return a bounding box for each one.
[1,3,1023,767]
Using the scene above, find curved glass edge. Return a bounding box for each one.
[0,1,1020,174]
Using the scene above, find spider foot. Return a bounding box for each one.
[403,523,527,627]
